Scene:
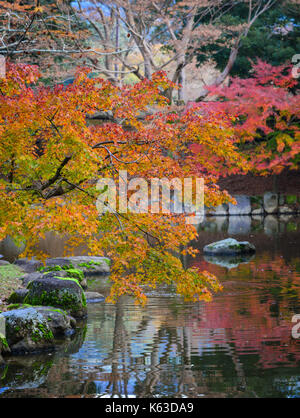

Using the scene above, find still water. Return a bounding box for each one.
[1,216,300,398]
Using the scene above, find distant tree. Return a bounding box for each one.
[195,1,300,79]
[200,61,300,175]
[0,1,280,99]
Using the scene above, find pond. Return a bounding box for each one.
[1,215,300,398]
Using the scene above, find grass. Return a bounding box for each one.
[0,264,23,311]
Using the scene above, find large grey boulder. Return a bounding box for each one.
[24,277,87,318]
[0,306,76,354]
[228,195,251,216]
[45,256,110,276]
[203,238,255,256]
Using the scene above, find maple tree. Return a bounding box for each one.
[195,60,300,175]
[0,61,248,303]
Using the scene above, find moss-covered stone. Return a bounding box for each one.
[1,306,76,354]
[45,256,110,276]
[203,238,256,256]
[24,277,87,318]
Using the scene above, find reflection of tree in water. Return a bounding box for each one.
[92,299,249,398]
[96,293,300,398]
[2,274,300,398]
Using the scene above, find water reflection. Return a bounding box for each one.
[203,253,256,269]
[1,218,300,397]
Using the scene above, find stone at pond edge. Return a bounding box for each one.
[24,277,87,318]
[1,306,76,355]
[263,192,278,214]
[85,291,105,303]
[45,256,110,276]
[14,258,43,273]
[206,203,228,216]
[203,238,256,256]
[228,195,251,216]
[252,208,264,216]
[21,270,88,290]
[279,206,296,214]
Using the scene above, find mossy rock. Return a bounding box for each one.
[24,277,87,319]
[39,266,87,288]
[1,306,76,354]
[45,256,110,276]
[203,238,256,256]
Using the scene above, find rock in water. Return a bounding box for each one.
[24,277,87,318]
[84,292,105,303]
[1,306,76,354]
[203,238,255,256]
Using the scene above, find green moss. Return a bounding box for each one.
[31,323,54,343]
[53,276,81,287]
[78,261,96,269]
[77,260,107,269]
[0,364,8,380]
[7,303,33,310]
[25,284,84,314]
[229,244,242,250]
[0,333,9,350]
[63,268,84,282]
[43,307,68,317]
[287,222,297,232]
[41,265,84,283]
[81,291,87,307]
[286,195,297,205]
[25,289,79,310]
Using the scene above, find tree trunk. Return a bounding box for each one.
[144,58,152,79]
[178,67,185,102]
[196,45,239,101]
